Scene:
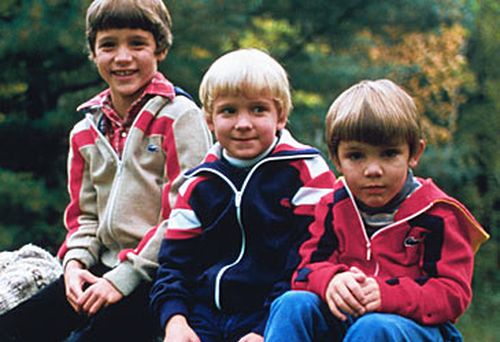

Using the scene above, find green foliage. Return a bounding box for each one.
[0,0,497,337]
[0,168,66,254]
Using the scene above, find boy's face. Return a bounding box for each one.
[93,28,166,116]
[334,140,424,208]
[207,94,287,160]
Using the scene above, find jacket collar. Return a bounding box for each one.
[186,129,320,176]
[335,177,489,252]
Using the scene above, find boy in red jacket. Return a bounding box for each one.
[264,79,489,341]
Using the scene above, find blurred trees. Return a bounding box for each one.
[0,0,497,339]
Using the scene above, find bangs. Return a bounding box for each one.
[335,101,416,147]
[92,6,153,33]
[210,72,279,101]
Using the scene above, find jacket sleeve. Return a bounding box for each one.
[58,124,101,269]
[104,100,212,296]
[150,178,203,330]
[291,193,350,301]
[376,206,476,324]
[251,156,336,335]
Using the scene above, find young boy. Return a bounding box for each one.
[149,48,335,342]
[264,79,489,341]
[0,0,211,341]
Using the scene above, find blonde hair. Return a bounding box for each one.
[86,0,172,57]
[325,79,422,159]
[199,48,292,120]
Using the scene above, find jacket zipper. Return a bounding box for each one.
[189,153,318,310]
[86,111,144,255]
[342,177,436,274]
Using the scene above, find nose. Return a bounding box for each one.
[364,160,383,177]
[234,112,253,130]
[115,46,132,63]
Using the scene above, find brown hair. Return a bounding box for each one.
[325,79,422,159]
[86,0,172,57]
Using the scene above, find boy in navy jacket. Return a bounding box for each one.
[264,79,489,342]
[150,48,335,342]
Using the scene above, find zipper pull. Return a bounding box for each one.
[366,242,372,261]
[235,191,242,208]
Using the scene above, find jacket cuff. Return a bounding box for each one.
[62,248,96,270]
[158,299,189,330]
[103,262,144,296]
[377,278,409,313]
[305,265,348,302]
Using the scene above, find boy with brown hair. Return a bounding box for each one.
[264,79,489,341]
[150,48,335,342]
[0,0,211,341]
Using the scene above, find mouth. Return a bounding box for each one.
[363,185,385,194]
[112,70,136,76]
[232,137,256,142]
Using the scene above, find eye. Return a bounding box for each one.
[217,106,236,115]
[252,105,267,113]
[130,39,147,48]
[381,148,400,158]
[97,40,116,50]
[346,152,363,161]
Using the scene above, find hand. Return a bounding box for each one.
[350,267,381,312]
[325,270,367,321]
[164,315,200,342]
[78,277,123,316]
[64,260,98,313]
[238,332,264,342]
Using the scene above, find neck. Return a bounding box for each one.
[223,137,278,168]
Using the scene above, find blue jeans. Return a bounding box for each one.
[264,291,463,342]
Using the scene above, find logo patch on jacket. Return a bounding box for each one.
[404,236,422,247]
[147,144,160,152]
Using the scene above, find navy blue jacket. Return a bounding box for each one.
[150,130,335,334]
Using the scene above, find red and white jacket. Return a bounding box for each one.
[57,73,212,296]
[293,177,489,324]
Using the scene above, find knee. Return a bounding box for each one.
[270,291,322,317]
[345,313,403,341]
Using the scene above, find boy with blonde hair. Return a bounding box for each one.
[0,0,211,341]
[150,48,335,342]
[264,79,489,341]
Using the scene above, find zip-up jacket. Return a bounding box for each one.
[293,177,489,325]
[150,129,336,334]
[57,74,212,296]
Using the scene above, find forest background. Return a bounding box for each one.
[0,0,497,339]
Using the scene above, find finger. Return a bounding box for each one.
[349,267,367,282]
[87,296,107,316]
[327,294,347,321]
[336,283,366,315]
[80,271,99,285]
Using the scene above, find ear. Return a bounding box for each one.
[409,139,426,168]
[156,49,168,63]
[276,114,287,130]
[205,113,215,132]
[332,155,343,174]
[275,102,288,130]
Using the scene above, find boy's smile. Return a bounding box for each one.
[208,94,286,160]
[334,140,424,208]
[93,28,166,116]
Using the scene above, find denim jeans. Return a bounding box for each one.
[264,291,463,342]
